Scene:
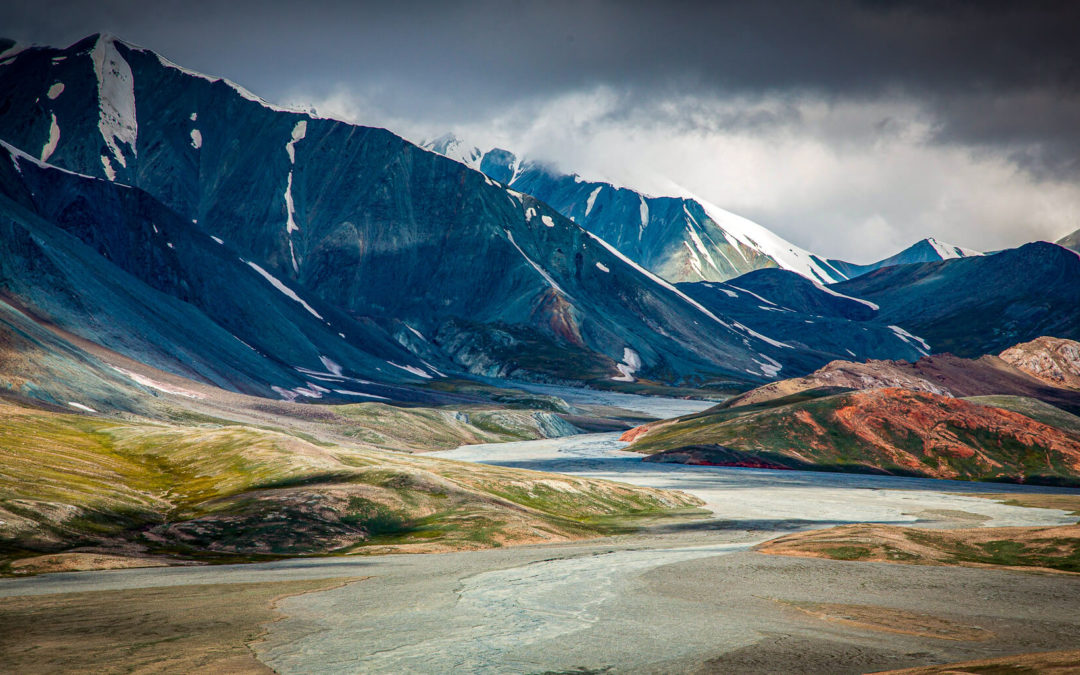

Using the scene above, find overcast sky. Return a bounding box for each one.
[4,0,1079,262]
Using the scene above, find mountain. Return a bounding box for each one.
[826,237,983,279]
[830,242,1080,357]
[0,35,776,390]
[422,134,848,284]
[624,387,1080,486]
[1058,228,1080,253]
[670,269,928,365]
[0,141,435,402]
[0,34,944,396]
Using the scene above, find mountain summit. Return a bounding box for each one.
[422,135,849,285]
[827,237,983,279]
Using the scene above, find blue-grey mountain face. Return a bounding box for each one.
[832,242,1080,357]
[0,141,434,401]
[423,134,848,285]
[826,237,983,279]
[0,34,860,390]
[0,34,941,401]
[676,269,929,364]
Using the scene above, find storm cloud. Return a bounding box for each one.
[3,0,1078,261]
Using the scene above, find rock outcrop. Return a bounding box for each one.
[1000,337,1080,390]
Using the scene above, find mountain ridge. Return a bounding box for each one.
[422,134,848,284]
[1,33,883,393]
[826,237,983,279]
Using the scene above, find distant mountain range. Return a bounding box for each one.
[825,237,982,279]
[0,33,1075,408]
[423,134,983,285]
[0,33,933,400]
[832,242,1080,357]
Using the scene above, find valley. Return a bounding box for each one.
[3,422,1079,673]
[2,20,1080,675]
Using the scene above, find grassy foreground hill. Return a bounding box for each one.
[0,400,701,574]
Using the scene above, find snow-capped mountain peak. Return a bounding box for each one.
[422,133,484,169]
[423,135,847,285]
[924,236,983,260]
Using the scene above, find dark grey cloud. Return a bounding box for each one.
[4,1,1077,96]
[4,1,1077,169]
[2,0,1077,259]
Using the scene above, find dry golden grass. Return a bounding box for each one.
[0,400,702,570]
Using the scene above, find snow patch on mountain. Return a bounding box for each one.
[727,284,777,307]
[40,114,59,162]
[100,155,116,180]
[244,260,323,319]
[282,120,306,236]
[585,186,602,216]
[687,226,720,273]
[319,355,344,377]
[333,389,389,399]
[91,36,137,170]
[285,120,306,163]
[813,281,879,310]
[754,354,783,378]
[189,128,201,149]
[612,347,642,382]
[506,230,566,295]
[425,133,483,168]
[272,384,331,401]
[732,321,791,349]
[889,325,930,355]
[683,241,704,279]
[112,366,203,398]
[387,361,432,379]
[723,231,749,263]
[284,172,298,233]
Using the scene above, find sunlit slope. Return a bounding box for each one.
[0,401,700,569]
